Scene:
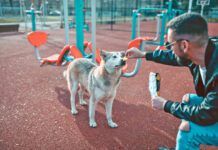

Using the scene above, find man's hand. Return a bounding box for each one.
[151,96,167,110]
[125,47,146,59]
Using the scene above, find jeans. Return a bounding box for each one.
[176,94,218,150]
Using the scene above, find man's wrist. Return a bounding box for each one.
[142,51,146,58]
[162,100,168,110]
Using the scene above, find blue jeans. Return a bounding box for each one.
[176,94,218,150]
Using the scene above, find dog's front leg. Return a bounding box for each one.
[89,96,97,128]
[105,99,118,128]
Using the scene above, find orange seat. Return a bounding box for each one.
[70,45,83,59]
[27,31,73,66]
[128,37,143,49]
[40,45,71,66]
[27,31,48,47]
[142,36,156,41]
[56,45,71,65]
[87,42,101,64]
[128,36,157,49]
[40,54,59,66]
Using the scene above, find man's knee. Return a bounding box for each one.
[179,120,190,131]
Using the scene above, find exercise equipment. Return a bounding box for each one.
[26,0,139,78]
[27,31,84,66]
[131,0,183,47]
[25,1,45,32]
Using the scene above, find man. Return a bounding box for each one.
[126,13,218,150]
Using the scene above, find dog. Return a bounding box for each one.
[63,50,126,128]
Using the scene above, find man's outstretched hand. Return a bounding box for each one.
[151,96,167,110]
[125,47,146,59]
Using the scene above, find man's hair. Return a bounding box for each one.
[167,13,208,46]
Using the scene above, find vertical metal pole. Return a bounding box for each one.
[42,0,46,26]
[137,13,140,37]
[188,0,193,13]
[168,0,173,20]
[131,10,137,39]
[100,0,103,24]
[124,1,127,22]
[161,0,164,8]
[201,4,205,16]
[0,3,3,16]
[75,0,85,55]
[160,13,166,46]
[110,0,114,30]
[156,14,161,40]
[63,0,69,45]
[91,0,96,63]
[19,0,23,19]
[135,0,138,9]
[31,9,36,31]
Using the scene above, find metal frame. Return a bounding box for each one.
[196,0,210,16]
[26,0,144,77]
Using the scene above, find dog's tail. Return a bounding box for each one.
[63,70,67,79]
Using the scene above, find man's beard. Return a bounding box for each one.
[176,56,192,66]
[175,46,192,66]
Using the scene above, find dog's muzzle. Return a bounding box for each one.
[121,59,126,66]
[115,60,126,68]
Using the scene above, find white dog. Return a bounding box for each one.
[63,50,126,128]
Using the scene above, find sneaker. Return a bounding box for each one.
[158,146,175,150]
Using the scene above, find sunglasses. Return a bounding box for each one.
[164,39,189,49]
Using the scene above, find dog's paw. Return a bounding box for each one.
[79,100,87,106]
[89,120,97,128]
[108,121,118,128]
[71,109,78,115]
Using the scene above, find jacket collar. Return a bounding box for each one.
[205,39,216,68]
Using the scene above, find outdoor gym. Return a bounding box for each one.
[0,0,218,149]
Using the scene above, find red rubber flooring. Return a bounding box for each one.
[0,22,217,150]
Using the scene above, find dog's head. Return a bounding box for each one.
[100,50,126,73]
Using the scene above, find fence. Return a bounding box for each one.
[0,1,218,24]
[0,6,21,17]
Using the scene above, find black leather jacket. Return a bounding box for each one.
[145,39,218,125]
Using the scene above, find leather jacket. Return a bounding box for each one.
[145,39,218,125]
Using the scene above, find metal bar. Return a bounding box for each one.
[0,3,3,16]
[201,4,205,16]
[34,47,42,62]
[131,10,137,39]
[91,0,96,63]
[63,0,69,45]
[159,13,166,46]
[122,41,144,78]
[188,0,193,13]
[31,9,36,31]
[156,14,160,40]
[75,0,85,56]
[137,13,141,37]
[110,0,114,30]
[137,8,165,13]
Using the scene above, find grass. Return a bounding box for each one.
[208,18,218,23]
[0,17,22,23]
[1,15,217,24]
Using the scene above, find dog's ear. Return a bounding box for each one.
[120,51,125,57]
[100,50,108,59]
